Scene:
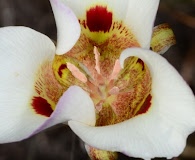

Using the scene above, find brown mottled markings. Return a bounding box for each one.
[33,62,65,117]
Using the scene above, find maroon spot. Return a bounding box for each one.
[32,97,53,117]
[83,20,87,29]
[118,24,122,30]
[58,64,67,77]
[136,94,152,115]
[112,22,116,30]
[79,19,87,29]
[137,58,145,71]
[86,6,112,32]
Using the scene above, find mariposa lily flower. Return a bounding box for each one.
[0,0,195,160]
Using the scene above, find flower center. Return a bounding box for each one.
[52,4,152,126]
[53,46,152,126]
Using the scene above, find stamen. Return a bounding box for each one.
[109,59,121,80]
[67,62,88,83]
[94,46,101,74]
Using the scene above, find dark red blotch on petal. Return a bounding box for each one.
[136,94,152,115]
[86,6,113,32]
[58,64,67,77]
[137,58,145,71]
[32,97,53,117]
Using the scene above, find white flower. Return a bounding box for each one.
[0,0,194,160]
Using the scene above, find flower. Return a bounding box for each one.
[0,0,195,160]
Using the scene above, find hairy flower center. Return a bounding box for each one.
[62,47,122,110]
[52,4,152,126]
[53,46,152,126]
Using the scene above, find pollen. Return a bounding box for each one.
[67,62,88,83]
[94,46,101,74]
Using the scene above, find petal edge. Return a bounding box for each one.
[69,48,195,159]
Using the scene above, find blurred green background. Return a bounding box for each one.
[0,0,194,160]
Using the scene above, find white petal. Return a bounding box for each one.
[60,0,159,48]
[33,86,96,135]
[122,0,159,48]
[50,0,81,55]
[0,26,55,143]
[68,48,195,159]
